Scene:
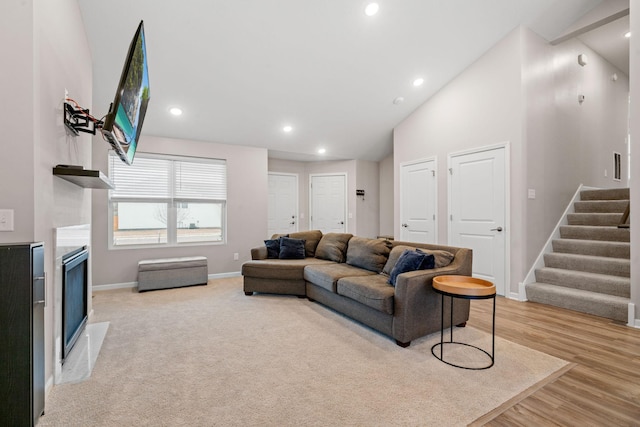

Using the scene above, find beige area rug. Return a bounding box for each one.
[40,277,569,426]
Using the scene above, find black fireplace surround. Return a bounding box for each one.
[62,247,89,362]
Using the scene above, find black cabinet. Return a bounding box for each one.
[0,243,45,426]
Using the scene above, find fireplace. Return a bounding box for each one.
[62,247,89,362]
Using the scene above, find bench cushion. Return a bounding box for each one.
[138,256,207,272]
[138,256,208,292]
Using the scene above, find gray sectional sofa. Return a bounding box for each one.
[242,230,473,347]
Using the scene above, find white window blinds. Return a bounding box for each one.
[175,160,227,200]
[109,153,227,200]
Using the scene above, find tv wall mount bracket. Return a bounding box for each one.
[63,101,104,136]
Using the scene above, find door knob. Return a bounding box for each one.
[490,226,503,232]
[401,223,408,228]
[290,221,295,225]
[339,221,344,225]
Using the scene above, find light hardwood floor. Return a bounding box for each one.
[468,297,640,425]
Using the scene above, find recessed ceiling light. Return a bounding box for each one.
[283,125,293,133]
[624,31,631,38]
[413,78,424,87]
[364,3,379,16]
[169,107,183,116]
[317,148,326,154]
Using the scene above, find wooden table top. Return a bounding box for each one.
[432,275,496,297]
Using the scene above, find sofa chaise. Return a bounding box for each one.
[242,230,473,347]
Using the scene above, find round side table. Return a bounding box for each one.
[430,275,496,370]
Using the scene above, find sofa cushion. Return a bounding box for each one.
[278,237,306,259]
[242,258,333,280]
[382,245,455,275]
[264,239,280,259]
[288,230,323,258]
[315,233,353,262]
[346,237,392,273]
[337,274,395,315]
[304,263,376,293]
[388,250,435,286]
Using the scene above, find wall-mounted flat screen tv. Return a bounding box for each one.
[101,20,150,165]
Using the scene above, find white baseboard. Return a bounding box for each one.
[45,375,54,396]
[92,271,242,292]
[93,281,138,292]
[628,303,640,328]
[210,271,241,279]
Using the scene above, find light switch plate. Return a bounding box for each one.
[527,189,536,200]
[0,209,14,231]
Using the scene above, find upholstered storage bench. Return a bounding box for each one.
[137,256,208,292]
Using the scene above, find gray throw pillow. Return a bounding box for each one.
[315,233,353,263]
[288,230,323,258]
[346,237,392,273]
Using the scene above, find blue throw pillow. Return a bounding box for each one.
[416,248,435,269]
[387,249,435,286]
[279,237,306,259]
[264,239,280,259]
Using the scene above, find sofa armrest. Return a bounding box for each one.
[251,246,268,260]
[391,248,472,344]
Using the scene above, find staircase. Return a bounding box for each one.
[525,188,630,323]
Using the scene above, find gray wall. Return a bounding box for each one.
[394,25,630,297]
[91,135,268,286]
[1,0,94,393]
[630,2,639,326]
[268,158,381,237]
[268,158,310,232]
[394,27,524,295]
[355,159,380,238]
[378,154,394,237]
[522,27,630,270]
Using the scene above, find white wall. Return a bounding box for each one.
[0,0,94,395]
[91,135,268,286]
[378,154,394,237]
[630,2,639,326]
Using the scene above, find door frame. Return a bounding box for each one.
[268,172,299,234]
[447,142,511,296]
[399,156,438,243]
[309,173,348,232]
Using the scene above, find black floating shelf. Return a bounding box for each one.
[53,165,114,190]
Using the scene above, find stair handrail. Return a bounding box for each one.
[520,184,599,299]
[618,202,630,229]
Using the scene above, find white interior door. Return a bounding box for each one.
[268,173,298,237]
[310,174,346,233]
[400,159,436,243]
[449,146,507,295]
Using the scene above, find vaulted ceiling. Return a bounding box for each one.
[79,0,627,162]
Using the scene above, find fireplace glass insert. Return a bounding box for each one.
[62,247,89,362]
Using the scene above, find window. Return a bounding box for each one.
[109,153,226,247]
